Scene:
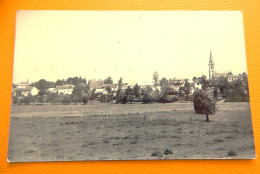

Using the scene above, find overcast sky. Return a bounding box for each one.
[13,10,248,84]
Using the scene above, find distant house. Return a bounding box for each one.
[56,85,74,95]
[126,82,137,88]
[227,75,242,82]
[214,71,230,78]
[169,85,180,93]
[190,86,195,94]
[138,82,153,90]
[47,88,56,93]
[89,79,103,91]
[16,81,30,89]
[172,78,185,85]
[101,84,118,93]
[153,86,161,92]
[122,83,128,90]
[95,87,107,94]
[193,78,203,90]
[13,86,38,96]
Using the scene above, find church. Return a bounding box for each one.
[208,51,241,82]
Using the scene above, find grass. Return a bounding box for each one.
[7,102,255,162]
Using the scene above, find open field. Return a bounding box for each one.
[8,102,255,161]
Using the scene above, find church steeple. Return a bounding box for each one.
[209,50,214,64]
[208,50,215,80]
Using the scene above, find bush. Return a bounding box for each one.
[151,151,163,157]
[142,93,153,103]
[227,150,237,156]
[20,96,31,105]
[47,93,59,103]
[38,95,45,103]
[12,96,19,104]
[72,96,78,104]
[227,88,249,102]
[158,93,179,103]
[193,90,216,122]
[61,95,71,104]
[164,148,173,155]
[126,94,134,104]
[116,90,127,104]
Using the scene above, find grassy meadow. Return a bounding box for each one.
[7,102,255,162]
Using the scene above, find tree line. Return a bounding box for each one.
[12,72,249,105]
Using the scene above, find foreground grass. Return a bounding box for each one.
[8,103,255,162]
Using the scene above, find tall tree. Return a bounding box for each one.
[133,84,141,99]
[55,79,66,86]
[118,77,123,89]
[72,86,84,100]
[201,75,208,90]
[242,72,249,92]
[153,71,159,86]
[36,79,48,95]
[104,76,113,84]
[160,77,169,92]
[184,79,191,99]
[193,90,216,122]
[216,76,229,97]
[116,89,126,104]
[146,86,153,95]
[125,87,134,104]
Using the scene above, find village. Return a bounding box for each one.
[11,52,249,105]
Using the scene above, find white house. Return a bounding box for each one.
[193,78,203,90]
[16,81,30,89]
[47,87,56,93]
[109,84,118,92]
[95,87,107,94]
[14,86,38,96]
[56,85,74,95]
[227,75,241,82]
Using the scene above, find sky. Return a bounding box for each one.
[13,10,248,84]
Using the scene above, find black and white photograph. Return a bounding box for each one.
[8,10,255,162]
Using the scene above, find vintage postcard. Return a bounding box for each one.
[8,11,255,162]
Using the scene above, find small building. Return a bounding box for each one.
[16,81,30,89]
[168,85,180,93]
[13,86,38,96]
[110,84,118,92]
[89,79,103,91]
[193,78,203,90]
[47,88,56,93]
[56,85,74,95]
[95,87,107,94]
[227,75,242,82]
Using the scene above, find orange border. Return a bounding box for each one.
[0,1,260,173]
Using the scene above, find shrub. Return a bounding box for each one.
[82,94,89,104]
[142,93,153,103]
[227,88,249,102]
[38,95,45,103]
[227,150,237,156]
[47,93,59,103]
[116,90,127,104]
[164,148,173,155]
[151,151,163,157]
[162,95,179,103]
[72,96,78,104]
[12,96,19,104]
[61,95,71,104]
[193,90,216,122]
[20,96,31,105]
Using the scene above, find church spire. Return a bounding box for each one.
[208,50,215,81]
[209,50,214,64]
